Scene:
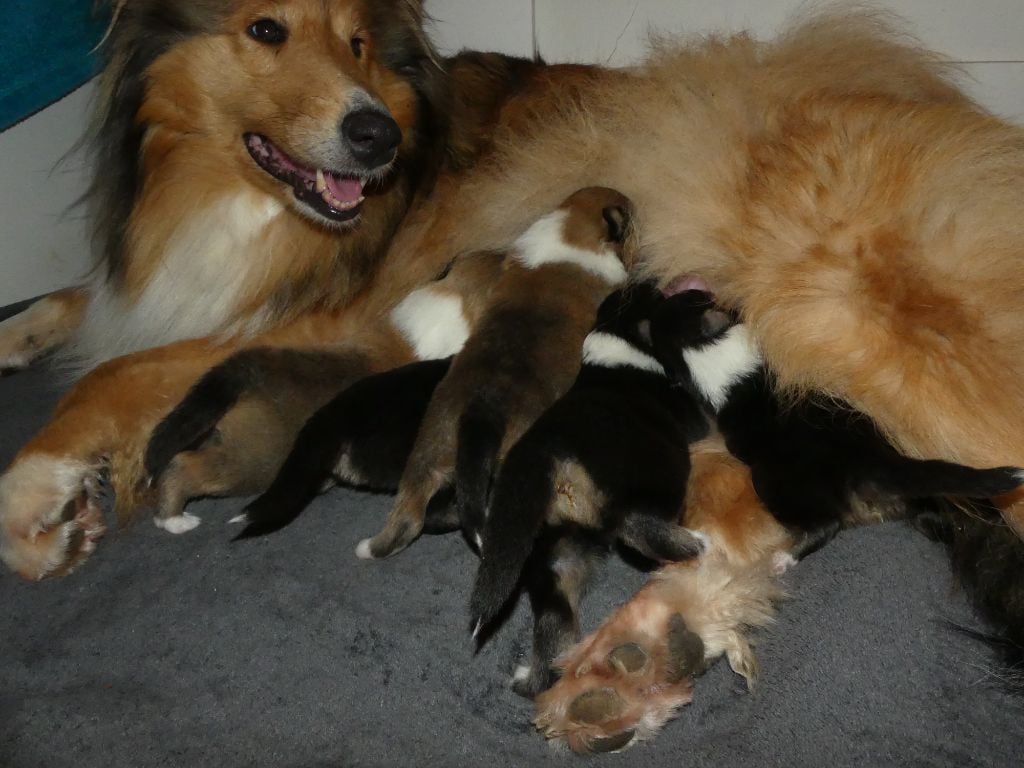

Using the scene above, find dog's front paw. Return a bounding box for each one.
[534,612,705,753]
[0,454,110,579]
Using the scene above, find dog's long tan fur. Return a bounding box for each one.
[2,4,1024,750]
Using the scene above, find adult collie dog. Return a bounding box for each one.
[0,0,570,573]
[2,0,1024,699]
[0,0,446,370]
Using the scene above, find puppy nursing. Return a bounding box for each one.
[468,285,710,695]
[652,290,1024,557]
[356,187,635,559]
[144,250,505,533]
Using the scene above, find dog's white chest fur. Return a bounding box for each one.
[74,192,283,365]
[682,325,761,410]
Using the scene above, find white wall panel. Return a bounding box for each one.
[534,1,1024,119]
[534,1,1024,65]
[426,0,533,56]
[0,84,94,306]
[960,63,1024,122]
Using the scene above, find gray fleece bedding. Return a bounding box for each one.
[0,306,1021,768]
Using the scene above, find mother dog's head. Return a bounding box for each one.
[92,0,449,297]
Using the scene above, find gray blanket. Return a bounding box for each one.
[1,337,1021,767]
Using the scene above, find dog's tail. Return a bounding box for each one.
[468,442,554,637]
[915,500,1024,693]
[870,457,1023,502]
[144,347,369,484]
[455,398,506,548]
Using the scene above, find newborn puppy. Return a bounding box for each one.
[358,187,635,560]
[652,290,1024,557]
[144,251,505,533]
[469,284,710,697]
[235,357,454,539]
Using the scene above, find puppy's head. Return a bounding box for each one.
[592,281,665,352]
[559,186,637,271]
[511,187,636,286]
[650,290,738,382]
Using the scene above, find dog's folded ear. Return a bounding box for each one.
[602,205,630,243]
[700,309,734,340]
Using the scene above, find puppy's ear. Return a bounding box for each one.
[700,309,734,340]
[602,205,630,243]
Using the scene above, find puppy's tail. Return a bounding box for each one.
[455,399,506,547]
[144,347,369,483]
[872,458,1023,502]
[468,443,554,638]
[915,500,1024,693]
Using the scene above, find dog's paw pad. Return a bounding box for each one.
[534,610,701,753]
[607,642,648,674]
[666,614,705,682]
[568,688,625,725]
[581,730,636,754]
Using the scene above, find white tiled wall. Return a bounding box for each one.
[0,84,95,306]
[533,0,1024,120]
[2,1,1021,305]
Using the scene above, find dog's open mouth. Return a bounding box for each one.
[244,133,365,223]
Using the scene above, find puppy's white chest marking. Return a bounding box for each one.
[583,332,664,374]
[390,287,470,360]
[682,325,761,410]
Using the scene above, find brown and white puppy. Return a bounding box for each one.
[144,251,505,533]
[356,186,635,560]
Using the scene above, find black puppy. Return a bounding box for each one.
[468,284,709,696]
[235,358,457,538]
[651,290,1024,557]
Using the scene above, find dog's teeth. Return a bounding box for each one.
[315,168,326,193]
[320,189,363,211]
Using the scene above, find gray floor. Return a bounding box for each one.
[1,357,1022,768]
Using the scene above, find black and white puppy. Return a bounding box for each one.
[469,284,710,697]
[651,290,1024,557]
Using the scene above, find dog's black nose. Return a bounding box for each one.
[342,110,401,166]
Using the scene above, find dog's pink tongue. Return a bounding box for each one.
[662,273,712,297]
[325,173,363,203]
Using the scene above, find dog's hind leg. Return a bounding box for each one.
[533,552,782,753]
[356,472,448,559]
[153,398,294,534]
[0,288,89,372]
[513,533,600,700]
[617,509,706,563]
[534,441,790,753]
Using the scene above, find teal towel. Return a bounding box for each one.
[0,1,109,131]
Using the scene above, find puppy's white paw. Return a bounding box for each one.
[355,538,374,559]
[154,512,201,534]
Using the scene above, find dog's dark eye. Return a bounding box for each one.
[248,18,287,45]
[350,36,365,59]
